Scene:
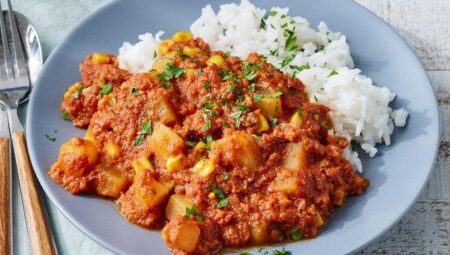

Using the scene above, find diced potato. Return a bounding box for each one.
[255,112,269,134]
[255,94,283,118]
[84,125,97,145]
[92,52,110,65]
[105,142,120,157]
[94,169,129,198]
[250,223,268,244]
[271,169,299,193]
[213,132,260,170]
[162,219,201,253]
[132,156,154,173]
[153,51,177,73]
[133,169,171,209]
[166,154,184,173]
[282,142,306,171]
[332,189,346,206]
[191,158,215,177]
[147,95,177,125]
[290,111,303,125]
[172,31,193,43]
[206,54,224,67]
[158,39,175,56]
[183,47,201,57]
[165,194,193,221]
[60,138,97,166]
[149,123,185,163]
[63,82,83,100]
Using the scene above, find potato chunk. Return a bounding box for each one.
[255,93,283,118]
[282,142,306,170]
[147,95,177,125]
[213,132,260,170]
[271,168,299,194]
[94,168,129,198]
[149,123,184,164]
[162,217,201,253]
[191,159,215,177]
[59,137,98,172]
[250,223,268,244]
[165,194,193,221]
[132,168,171,209]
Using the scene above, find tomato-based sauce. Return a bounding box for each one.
[50,35,368,254]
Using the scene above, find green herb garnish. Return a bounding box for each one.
[99,83,113,95]
[210,184,229,208]
[328,70,338,77]
[60,111,70,121]
[271,91,283,98]
[280,55,295,68]
[291,228,303,241]
[241,62,260,81]
[273,248,291,255]
[203,81,210,92]
[130,87,140,96]
[253,93,263,103]
[269,116,279,127]
[248,83,256,92]
[177,48,189,60]
[45,134,56,142]
[133,120,152,146]
[185,205,205,221]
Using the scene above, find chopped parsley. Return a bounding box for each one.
[203,120,211,131]
[224,51,232,58]
[45,134,56,142]
[269,10,277,16]
[177,48,189,60]
[130,87,140,96]
[185,205,205,221]
[133,120,152,146]
[153,50,157,58]
[99,83,113,95]
[240,253,252,255]
[269,49,279,57]
[291,228,303,241]
[210,184,229,208]
[252,134,261,141]
[328,70,338,77]
[248,83,256,92]
[228,82,238,93]
[290,64,310,72]
[315,45,325,52]
[284,29,298,52]
[60,111,70,121]
[223,172,230,181]
[260,18,266,29]
[203,81,210,92]
[321,122,332,130]
[280,55,295,68]
[314,95,318,102]
[158,62,185,88]
[296,109,304,117]
[229,110,244,128]
[271,91,283,98]
[185,140,196,147]
[241,62,260,81]
[253,93,263,103]
[273,248,291,255]
[269,116,279,127]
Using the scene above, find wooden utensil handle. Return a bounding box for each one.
[12,131,56,255]
[0,136,11,255]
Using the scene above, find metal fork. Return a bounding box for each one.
[0,1,56,254]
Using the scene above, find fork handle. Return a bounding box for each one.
[0,136,11,255]
[12,131,56,255]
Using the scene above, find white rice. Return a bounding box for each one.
[118,0,408,172]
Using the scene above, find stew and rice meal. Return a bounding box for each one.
[49,1,408,254]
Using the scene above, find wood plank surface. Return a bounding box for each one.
[355,0,450,70]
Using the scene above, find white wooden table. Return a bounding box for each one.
[9,0,449,254]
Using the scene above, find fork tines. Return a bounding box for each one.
[0,0,28,90]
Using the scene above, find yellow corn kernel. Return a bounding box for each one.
[290,111,303,125]
[332,189,346,206]
[166,154,184,173]
[97,77,106,86]
[315,212,324,226]
[208,192,216,199]
[191,159,215,177]
[185,69,196,79]
[256,113,269,134]
[64,82,83,100]
[206,55,224,67]
[84,125,97,145]
[172,31,193,43]
[183,47,201,57]
[194,141,206,151]
[158,39,175,56]
[105,142,120,157]
[92,53,110,65]
[132,157,154,174]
